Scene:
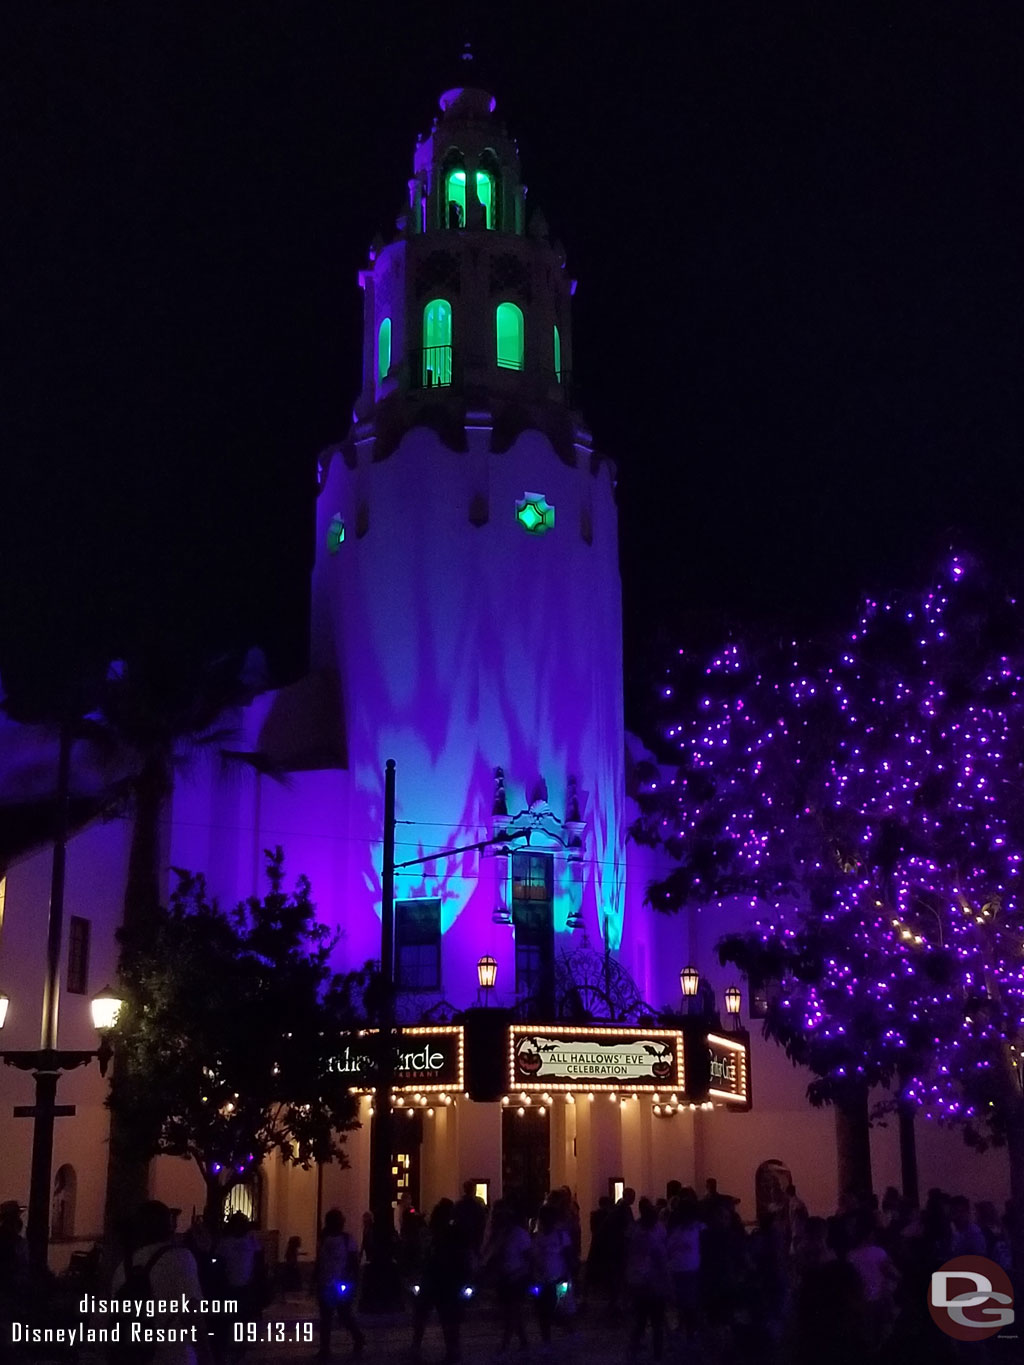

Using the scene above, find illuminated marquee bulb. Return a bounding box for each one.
[565,1092,575,1104]
[426,1108,434,1118]
[517,1106,526,1117]
[588,1092,595,1102]
[501,1095,510,1106]
[609,1092,618,1103]
[538,1106,546,1116]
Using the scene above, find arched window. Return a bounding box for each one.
[496,302,524,371]
[446,169,467,229]
[553,324,562,382]
[51,1164,77,1240]
[225,1173,263,1228]
[422,299,452,387]
[377,318,392,384]
[475,170,495,229]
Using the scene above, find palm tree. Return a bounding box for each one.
[98,641,273,1241]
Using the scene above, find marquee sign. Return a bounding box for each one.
[508,1025,684,1091]
[705,1032,750,1106]
[330,1025,464,1094]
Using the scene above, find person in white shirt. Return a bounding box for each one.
[111,1200,206,1365]
[211,1212,264,1361]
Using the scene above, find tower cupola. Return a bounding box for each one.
[353,74,577,456]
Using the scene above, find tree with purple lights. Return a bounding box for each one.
[634,556,1024,1238]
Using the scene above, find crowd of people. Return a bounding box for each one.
[315,1177,1019,1363]
[2,1178,1019,1363]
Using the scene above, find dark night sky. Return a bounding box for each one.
[4,3,1024,729]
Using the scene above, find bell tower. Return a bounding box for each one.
[311,72,626,989]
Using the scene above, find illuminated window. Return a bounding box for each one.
[67,917,90,995]
[475,170,494,229]
[422,299,452,387]
[446,169,466,228]
[512,853,553,997]
[446,168,495,229]
[553,325,562,382]
[377,318,392,383]
[515,493,555,535]
[327,514,345,554]
[225,1175,262,1227]
[496,302,524,371]
[396,900,442,991]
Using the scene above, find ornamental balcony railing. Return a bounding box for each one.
[411,345,453,390]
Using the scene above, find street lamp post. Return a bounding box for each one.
[477,956,497,1005]
[724,984,742,1025]
[1,985,123,1279]
[0,721,124,1279]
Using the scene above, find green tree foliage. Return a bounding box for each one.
[108,849,368,1225]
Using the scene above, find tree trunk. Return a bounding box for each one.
[997,1048,1024,1303]
[897,1089,920,1208]
[204,1176,230,1232]
[103,753,171,1252]
[834,1085,873,1204]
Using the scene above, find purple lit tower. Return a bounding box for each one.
[306,75,626,999]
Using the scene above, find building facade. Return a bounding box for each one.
[0,76,1011,1270]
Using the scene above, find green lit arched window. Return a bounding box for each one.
[553,324,562,383]
[475,170,494,229]
[422,298,452,387]
[446,168,494,229]
[496,302,525,371]
[446,169,466,229]
[377,318,392,384]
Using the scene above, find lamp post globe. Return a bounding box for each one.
[90,985,124,1034]
[680,965,700,999]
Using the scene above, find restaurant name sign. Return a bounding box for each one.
[330,1025,464,1093]
[705,1032,749,1106]
[509,1025,684,1091]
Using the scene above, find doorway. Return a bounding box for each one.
[374,1107,424,1213]
[502,1106,550,1219]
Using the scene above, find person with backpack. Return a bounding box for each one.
[109,1200,206,1365]
[211,1213,267,1362]
[314,1209,365,1360]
